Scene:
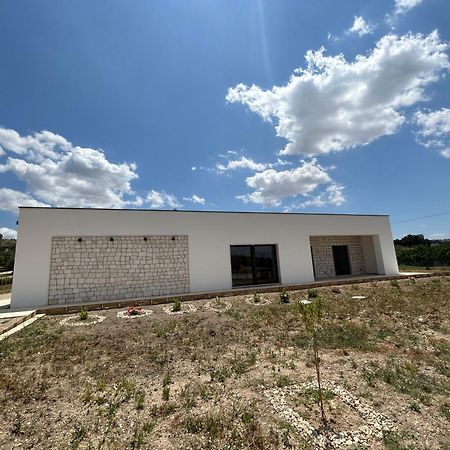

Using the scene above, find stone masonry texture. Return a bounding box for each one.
[48,235,189,305]
[310,236,366,279]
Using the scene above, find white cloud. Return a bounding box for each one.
[394,0,424,15]
[146,190,181,209]
[227,31,449,157]
[237,159,335,207]
[0,127,188,212]
[348,16,374,37]
[0,227,17,239]
[0,188,49,212]
[414,108,450,158]
[299,183,346,208]
[183,194,206,205]
[386,0,424,26]
[216,156,268,172]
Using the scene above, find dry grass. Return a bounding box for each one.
[0,277,449,449]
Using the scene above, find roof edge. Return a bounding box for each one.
[18,207,390,217]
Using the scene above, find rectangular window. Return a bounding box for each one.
[230,244,279,287]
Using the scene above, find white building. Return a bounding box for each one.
[11,207,399,310]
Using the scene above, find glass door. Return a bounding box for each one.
[230,244,279,287]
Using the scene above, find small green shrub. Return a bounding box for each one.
[440,402,450,421]
[280,289,290,303]
[390,279,400,288]
[307,288,318,299]
[79,307,88,321]
[162,386,170,401]
[172,298,181,312]
[276,375,292,388]
[253,291,261,303]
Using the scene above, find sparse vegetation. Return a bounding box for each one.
[79,306,88,321]
[172,297,181,312]
[280,288,290,303]
[253,290,261,303]
[0,276,449,448]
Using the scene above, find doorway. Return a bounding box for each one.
[332,245,351,276]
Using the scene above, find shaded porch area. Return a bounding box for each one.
[310,235,385,280]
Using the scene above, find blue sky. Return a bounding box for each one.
[0,0,449,239]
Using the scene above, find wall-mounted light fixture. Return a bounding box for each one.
[144,237,148,241]
[78,238,83,243]
[110,237,114,242]
[171,236,176,241]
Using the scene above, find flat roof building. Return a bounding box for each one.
[11,207,399,310]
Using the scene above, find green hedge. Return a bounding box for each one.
[396,244,450,267]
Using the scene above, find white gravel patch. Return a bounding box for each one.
[204,298,232,312]
[351,296,367,300]
[265,380,395,449]
[59,315,106,327]
[162,303,197,315]
[244,296,271,306]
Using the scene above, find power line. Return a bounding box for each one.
[392,210,450,225]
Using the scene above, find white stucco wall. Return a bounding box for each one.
[11,208,399,309]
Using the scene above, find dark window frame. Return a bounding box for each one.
[230,244,280,287]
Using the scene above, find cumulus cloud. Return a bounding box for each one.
[0,227,17,239]
[183,194,206,205]
[414,108,450,158]
[394,0,424,15]
[0,127,184,212]
[0,188,50,212]
[227,31,449,157]
[348,16,374,37]
[236,159,336,207]
[216,156,268,172]
[146,190,181,209]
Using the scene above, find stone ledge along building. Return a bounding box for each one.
[11,207,399,310]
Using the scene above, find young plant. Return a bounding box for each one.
[298,296,326,425]
[307,288,318,299]
[253,290,261,303]
[172,298,182,312]
[280,289,290,304]
[79,306,88,321]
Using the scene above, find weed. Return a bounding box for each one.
[70,425,86,449]
[79,307,88,321]
[143,420,156,433]
[172,298,181,312]
[280,289,290,303]
[253,290,262,303]
[390,280,400,288]
[162,386,170,401]
[382,431,408,450]
[11,415,22,436]
[409,401,421,413]
[307,288,318,299]
[129,428,145,449]
[440,402,450,421]
[276,375,292,388]
[135,390,145,410]
[241,410,255,424]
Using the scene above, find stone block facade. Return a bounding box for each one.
[48,235,189,305]
[309,235,366,279]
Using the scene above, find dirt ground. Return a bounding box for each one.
[0,276,449,449]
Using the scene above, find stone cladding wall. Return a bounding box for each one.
[48,235,189,305]
[310,236,366,279]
